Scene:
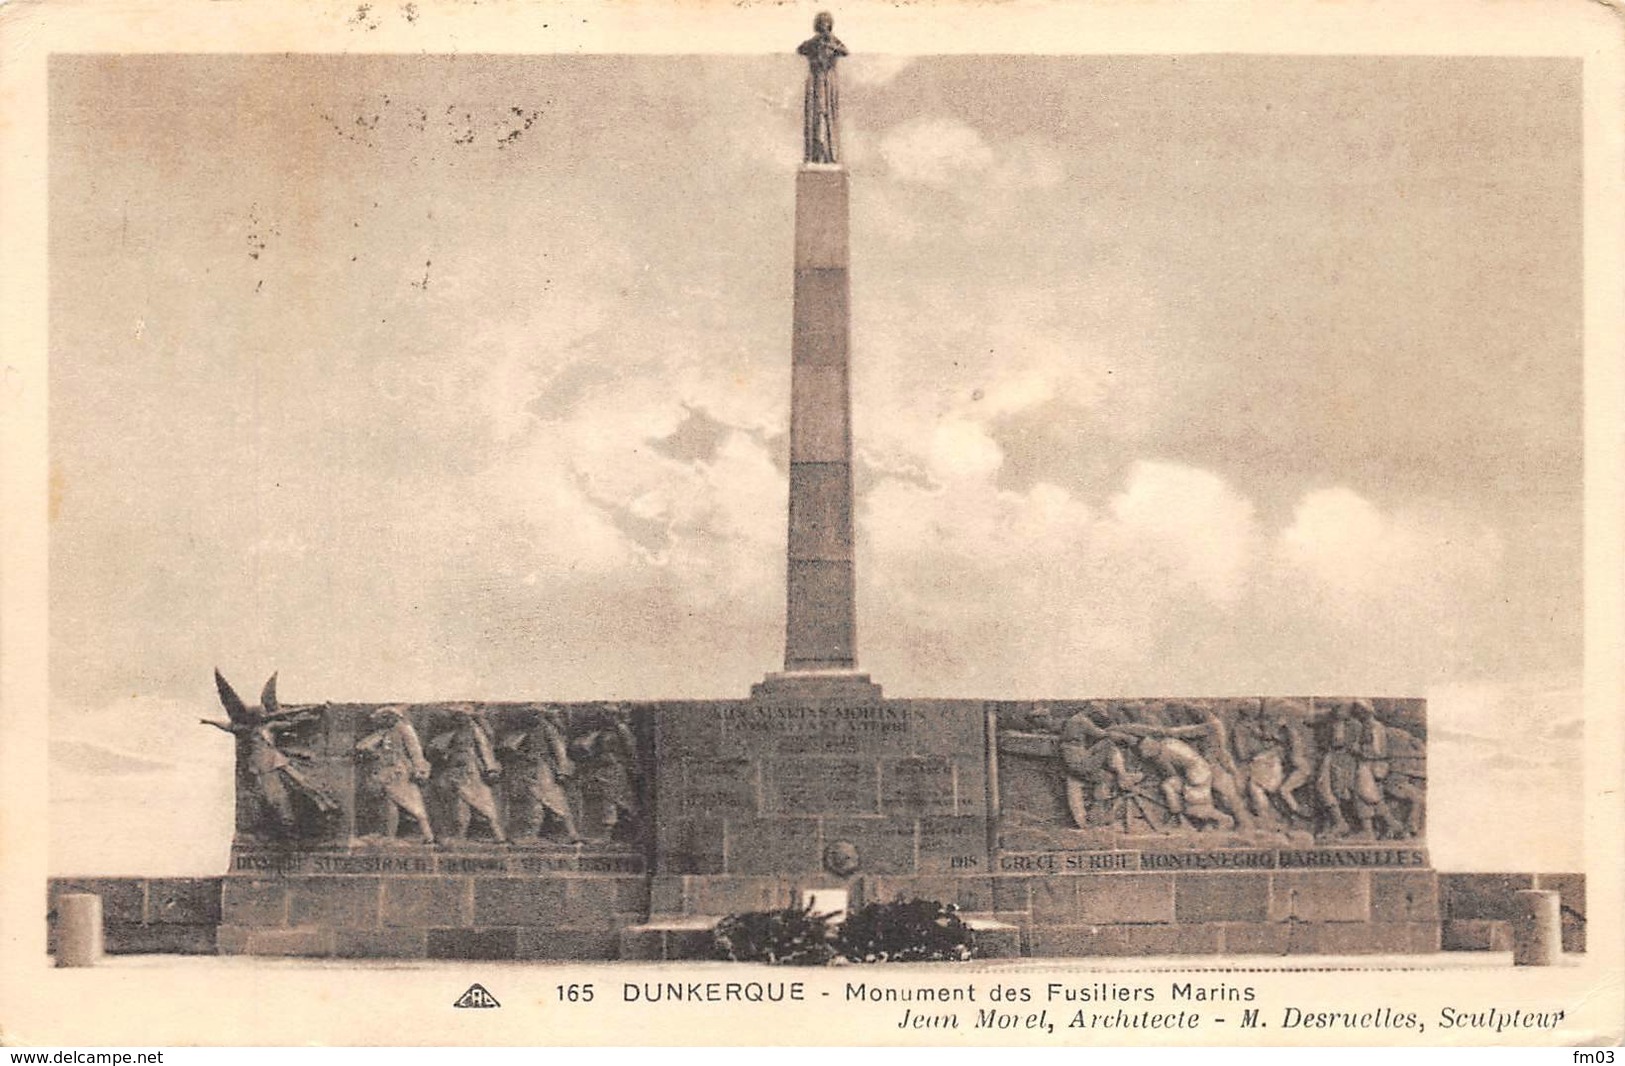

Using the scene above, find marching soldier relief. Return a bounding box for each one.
[429,705,510,845]
[353,706,436,845]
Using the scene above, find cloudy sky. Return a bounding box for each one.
[48,52,1581,872]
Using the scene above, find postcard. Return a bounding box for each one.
[1,0,1620,1047]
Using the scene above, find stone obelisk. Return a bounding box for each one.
[756,13,879,701]
[784,161,855,673]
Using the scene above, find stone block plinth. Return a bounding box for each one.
[214,844,644,960]
[986,849,1442,958]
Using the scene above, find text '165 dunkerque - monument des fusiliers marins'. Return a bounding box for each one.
[74,18,1558,964]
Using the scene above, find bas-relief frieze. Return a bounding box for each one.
[206,673,650,858]
[995,697,1427,853]
[209,676,1430,882]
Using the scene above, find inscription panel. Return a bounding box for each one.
[576,853,646,875]
[722,703,912,756]
[1142,850,1277,871]
[880,757,956,814]
[437,855,514,876]
[1278,848,1429,869]
[997,851,1137,874]
[227,848,646,878]
[682,758,758,817]
[765,758,878,814]
[312,853,435,875]
[989,847,1429,874]
[232,850,310,877]
[892,700,988,756]
[917,816,988,874]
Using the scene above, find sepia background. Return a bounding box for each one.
[48,51,1581,876]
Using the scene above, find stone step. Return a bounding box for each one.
[618,914,721,961]
[618,913,1021,962]
[961,915,1022,959]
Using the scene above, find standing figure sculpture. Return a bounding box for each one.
[1316,699,1396,838]
[203,670,338,842]
[430,704,509,844]
[503,707,582,844]
[1381,719,1427,837]
[798,12,847,164]
[353,705,436,844]
[575,706,640,841]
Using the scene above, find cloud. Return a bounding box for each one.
[1278,487,1504,607]
[846,54,915,87]
[928,418,1003,481]
[990,139,1066,190]
[879,117,996,187]
[1106,461,1258,605]
[52,698,236,875]
[1279,487,1387,584]
[877,116,1066,193]
[48,55,1582,875]
[1427,674,1581,760]
[1546,717,1583,741]
[863,453,1263,698]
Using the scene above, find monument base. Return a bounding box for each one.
[618,912,1022,961]
[219,844,646,959]
[989,846,1440,957]
[751,670,883,703]
[47,867,1586,960]
[623,873,1021,960]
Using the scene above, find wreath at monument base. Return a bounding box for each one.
[712,903,837,966]
[834,898,977,963]
[712,899,977,965]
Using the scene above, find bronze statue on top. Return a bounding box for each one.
[798,12,847,164]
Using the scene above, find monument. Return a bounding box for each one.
[756,11,875,699]
[70,16,1567,963]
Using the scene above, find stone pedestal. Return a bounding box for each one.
[1512,889,1563,965]
[47,877,220,955]
[1440,873,1586,953]
[650,695,994,956]
[196,681,1451,961]
[989,849,1440,957]
[751,670,881,703]
[55,893,104,967]
[220,843,646,959]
